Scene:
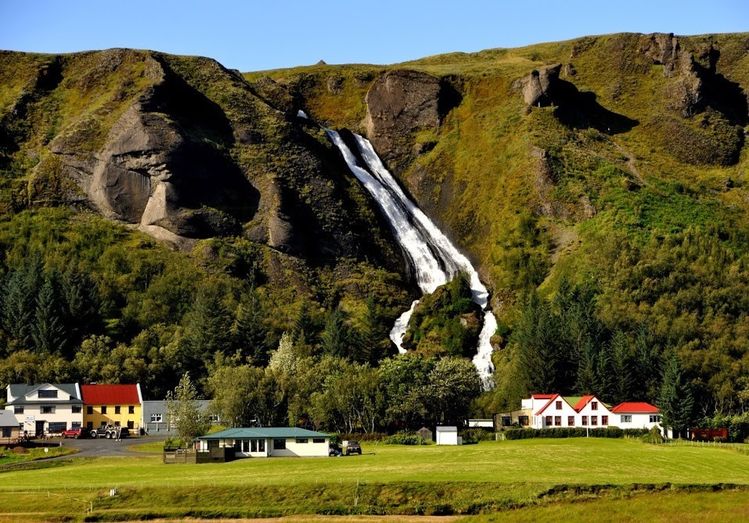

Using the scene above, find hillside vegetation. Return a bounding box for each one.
[1,33,748,423]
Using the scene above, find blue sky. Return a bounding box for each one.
[1,1,746,71]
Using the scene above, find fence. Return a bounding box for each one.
[163,446,235,464]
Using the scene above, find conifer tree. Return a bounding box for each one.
[32,273,67,353]
[659,355,695,439]
[232,287,269,364]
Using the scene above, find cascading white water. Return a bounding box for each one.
[328,130,497,383]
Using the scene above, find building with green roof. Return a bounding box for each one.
[196,427,330,458]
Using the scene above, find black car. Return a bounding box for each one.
[344,440,362,455]
[328,442,342,457]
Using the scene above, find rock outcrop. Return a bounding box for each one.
[518,64,563,107]
[364,70,460,172]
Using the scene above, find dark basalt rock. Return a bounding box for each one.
[364,69,461,172]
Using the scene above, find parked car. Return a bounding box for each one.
[328,442,342,457]
[62,428,82,439]
[89,425,130,439]
[344,440,362,456]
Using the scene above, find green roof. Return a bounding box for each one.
[198,427,329,440]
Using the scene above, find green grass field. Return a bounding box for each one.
[0,438,747,521]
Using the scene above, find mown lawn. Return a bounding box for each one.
[0,438,747,521]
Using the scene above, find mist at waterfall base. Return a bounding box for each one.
[327,129,497,385]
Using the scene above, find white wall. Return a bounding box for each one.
[614,412,661,430]
[575,398,614,428]
[270,437,328,457]
[436,427,459,445]
[533,397,579,428]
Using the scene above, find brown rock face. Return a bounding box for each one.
[364,70,460,172]
[519,64,563,107]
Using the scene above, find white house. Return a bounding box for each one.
[196,427,329,458]
[530,394,581,429]
[498,393,661,431]
[610,402,662,430]
[573,395,614,429]
[5,383,83,437]
[436,425,461,445]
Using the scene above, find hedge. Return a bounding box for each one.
[501,427,650,440]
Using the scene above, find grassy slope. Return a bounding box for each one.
[254,33,749,306]
[0,439,748,520]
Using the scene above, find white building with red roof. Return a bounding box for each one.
[496,393,660,431]
[610,402,662,430]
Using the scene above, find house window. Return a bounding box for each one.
[13,406,23,414]
[115,406,121,415]
[72,422,81,429]
[519,416,529,426]
[296,438,308,444]
[650,415,661,423]
[150,413,163,423]
[41,406,55,414]
[38,390,58,399]
[273,438,286,450]
[501,416,511,427]
[313,438,325,443]
[567,416,575,426]
[591,401,598,411]
[555,401,562,410]
[72,405,82,414]
[1,427,11,438]
[592,416,599,426]
[209,414,220,423]
[128,406,135,414]
[582,416,588,426]
[602,416,608,426]
[127,421,134,429]
[86,422,93,429]
[545,416,552,426]
[114,421,121,427]
[87,406,93,415]
[48,422,66,432]
[554,416,561,426]
[101,406,107,414]
[621,415,632,423]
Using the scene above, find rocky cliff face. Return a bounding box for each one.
[0,49,403,271]
[364,69,461,173]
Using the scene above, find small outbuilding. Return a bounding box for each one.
[0,410,21,444]
[417,426,433,442]
[196,427,329,458]
[436,425,461,445]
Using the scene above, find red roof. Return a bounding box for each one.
[534,394,561,415]
[611,402,659,414]
[81,384,140,405]
[573,395,595,411]
[531,394,555,399]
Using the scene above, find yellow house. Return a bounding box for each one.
[81,384,143,432]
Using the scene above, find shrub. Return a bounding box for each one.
[460,428,495,444]
[641,426,666,444]
[163,437,187,449]
[384,432,427,445]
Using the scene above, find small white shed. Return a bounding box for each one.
[436,425,461,445]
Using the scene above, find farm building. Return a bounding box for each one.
[142,400,219,434]
[495,394,661,431]
[196,427,329,458]
[0,410,21,444]
[81,384,143,432]
[5,383,83,437]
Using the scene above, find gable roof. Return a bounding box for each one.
[6,383,81,404]
[198,427,328,440]
[534,393,577,416]
[81,384,141,405]
[0,410,18,427]
[531,394,555,400]
[611,402,659,414]
[573,395,596,411]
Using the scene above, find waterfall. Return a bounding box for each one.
[327,129,497,383]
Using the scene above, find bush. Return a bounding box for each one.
[502,427,649,440]
[641,426,666,444]
[460,428,495,444]
[384,432,428,445]
[702,413,749,443]
[163,437,188,449]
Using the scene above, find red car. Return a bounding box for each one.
[62,428,82,439]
